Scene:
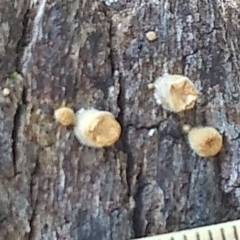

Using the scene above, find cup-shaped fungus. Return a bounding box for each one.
[54,107,76,126]
[153,74,198,113]
[2,88,11,97]
[74,108,121,148]
[188,127,223,157]
[146,31,157,41]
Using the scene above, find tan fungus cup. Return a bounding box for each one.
[188,127,223,157]
[54,107,76,126]
[154,74,198,113]
[74,109,121,148]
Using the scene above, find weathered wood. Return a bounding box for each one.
[1,0,240,239]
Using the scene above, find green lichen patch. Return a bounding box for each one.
[8,71,19,80]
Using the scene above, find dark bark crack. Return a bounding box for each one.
[105,6,137,239]
[116,75,143,238]
[28,155,40,240]
[11,104,21,176]
[15,7,31,73]
[126,123,160,131]
[28,205,39,240]
[105,5,142,238]
[11,85,27,176]
[105,5,136,199]
[12,3,30,176]
[106,6,162,238]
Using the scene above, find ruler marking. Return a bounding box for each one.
[220,228,226,240]
[234,225,239,240]
[131,219,240,240]
[208,230,214,240]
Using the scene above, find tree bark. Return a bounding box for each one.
[1,0,240,239]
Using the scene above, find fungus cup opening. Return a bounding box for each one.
[54,107,75,126]
[188,127,223,157]
[74,109,121,148]
[146,31,157,41]
[154,74,198,112]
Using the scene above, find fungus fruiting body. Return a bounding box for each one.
[187,127,223,157]
[146,31,157,41]
[74,108,121,148]
[182,124,192,133]
[2,88,10,96]
[147,83,155,90]
[153,74,198,113]
[54,107,75,126]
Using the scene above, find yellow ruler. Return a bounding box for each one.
[132,219,240,240]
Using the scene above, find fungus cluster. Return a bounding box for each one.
[149,74,223,157]
[54,73,223,157]
[54,107,121,148]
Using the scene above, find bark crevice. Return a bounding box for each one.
[15,7,31,73]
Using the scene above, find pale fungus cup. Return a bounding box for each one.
[2,88,11,97]
[73,108,121,148]
[187,127,223,157]
[54,107,76,126]
[182,124,192,133]
[153,74,198,113]
[146,31,157,41]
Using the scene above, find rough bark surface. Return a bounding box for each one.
[1,0,240,240]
